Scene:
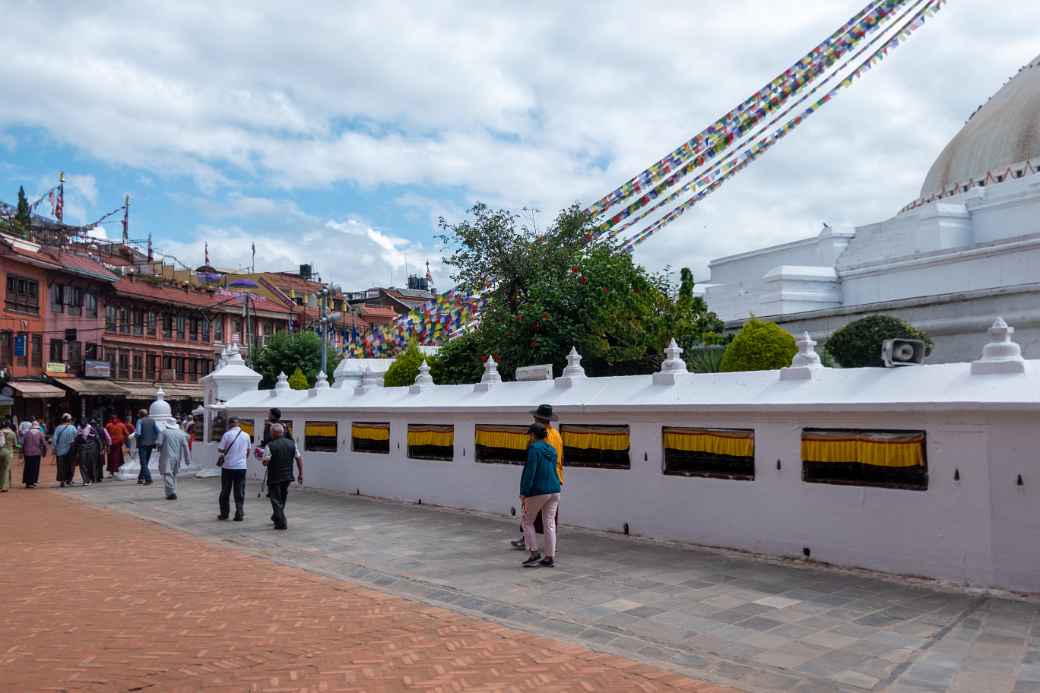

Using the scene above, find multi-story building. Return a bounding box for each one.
[101,276,292,414]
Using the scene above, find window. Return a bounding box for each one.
[66,286,82,316]
[188,358,198,381]
[85,293,97,319]
[15,332,27,366]
[84,343,98,361]
[162,314,173,339]
[67,341,82,372]
[118,352,129,380]
[6,275,40,314]
[49,339,64,363]
[407,424,453,461]
[175,315,186,341]
[131,309,144,336]
[146,352,156,380]
[189,317,199,341]
[132,352,143,381]
[31,334,42,368]
[106,305,117,332]
[475,424,528,465]
[214,317,224,342]
[118,307,130,334]
[175,356,185,380]
[232,318,242,342]
[352,422,389,454]
[146,311,156,336]
[50,283,64,313]
[561,425,630,470]
[305,421,338,452]
[163,354,173,371]
[201,317,210,342]
[663,427,755,480]
[0,332,11,367]
[802,429,927,491]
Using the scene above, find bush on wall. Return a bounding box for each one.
[719,318,797,372]
[824,314,933,368]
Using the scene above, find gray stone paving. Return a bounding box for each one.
[73,477,1039,692]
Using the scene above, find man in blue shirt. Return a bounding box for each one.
[53,413,79,487]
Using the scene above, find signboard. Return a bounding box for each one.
[46,362,67,374]
[13,335,26,357]
[84,360,111,378]
[515,364,554,382]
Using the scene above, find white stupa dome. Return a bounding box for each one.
[920,54,1040,198]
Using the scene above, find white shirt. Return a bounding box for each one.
[218,426,250,470]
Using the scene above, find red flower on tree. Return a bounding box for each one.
[579,275,589,285]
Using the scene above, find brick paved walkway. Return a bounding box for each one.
[0,480,736,692]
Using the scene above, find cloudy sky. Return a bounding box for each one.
[1,1,1036,292]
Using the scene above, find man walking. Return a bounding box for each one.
[216,416,250,521]
[262,423,303,530]
[512,404,564,549]
[135,409,159,485]
[157,421,191,500]
[53,414,79,487]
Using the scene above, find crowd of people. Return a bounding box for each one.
[0,412,196,492]
[1,402,565,569]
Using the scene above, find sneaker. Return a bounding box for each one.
[166,494,177,500]
[539,557,555,568]
[510,538,527,550]
[144,480,153,486]
[217,515,229,521]
[233,513,244,522]
[137,479,144,485]
[522,552,542,567]
[274,524,287,531]
[60,482,66,488]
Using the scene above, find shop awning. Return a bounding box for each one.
[115,382,205,400]
[5,381,66,399]
[51,377,130,397]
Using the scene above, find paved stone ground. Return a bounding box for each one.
[0,475,735,692]
[52,475,1040,692]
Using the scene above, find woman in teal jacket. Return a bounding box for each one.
[519,423,561,568]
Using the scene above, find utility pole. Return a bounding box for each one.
[121,194,130,246]
[57,171,64,224]
[320,286,329,375]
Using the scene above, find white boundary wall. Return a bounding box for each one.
[198,333,1040,594]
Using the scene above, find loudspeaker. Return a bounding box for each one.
[881,338,926,367]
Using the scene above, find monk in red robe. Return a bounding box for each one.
[104,415,131,475]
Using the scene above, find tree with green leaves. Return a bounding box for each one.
[15,186,31,237]
[436,203,724,380]
[252,331,342,389]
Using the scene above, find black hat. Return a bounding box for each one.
[529,404,558,421]
[269,408,282,420]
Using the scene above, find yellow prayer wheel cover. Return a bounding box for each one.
[663,428,754,458]
[801,431,925,468]
[305,422,338,438]
[352,423,390,441]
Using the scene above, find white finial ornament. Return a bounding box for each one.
[475,355,502,391]
[972,317,1026,375]
[410,360,435,393]
[781,332,824,380]
[556,347,587,388]
[653,339,689,385]
[275,371,290,391]
[315,371,329,389]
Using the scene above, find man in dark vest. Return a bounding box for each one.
[261,423,303,530]
[135,408,160,485]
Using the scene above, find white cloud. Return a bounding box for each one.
[2,2,1038,284]
[158,197,444,291]
[66,174,97,205]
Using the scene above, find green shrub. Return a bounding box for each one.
[382,342,426,387]
[287,367,309,390]
[720,319,797,372]
[824,315,933,368]
[686,345,725,373]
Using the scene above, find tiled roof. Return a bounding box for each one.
[358,305,399,320]
[112,278,292,314]
[0,240,117,283]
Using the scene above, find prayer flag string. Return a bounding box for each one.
[585,0,912,219]
[620,0,947,252]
